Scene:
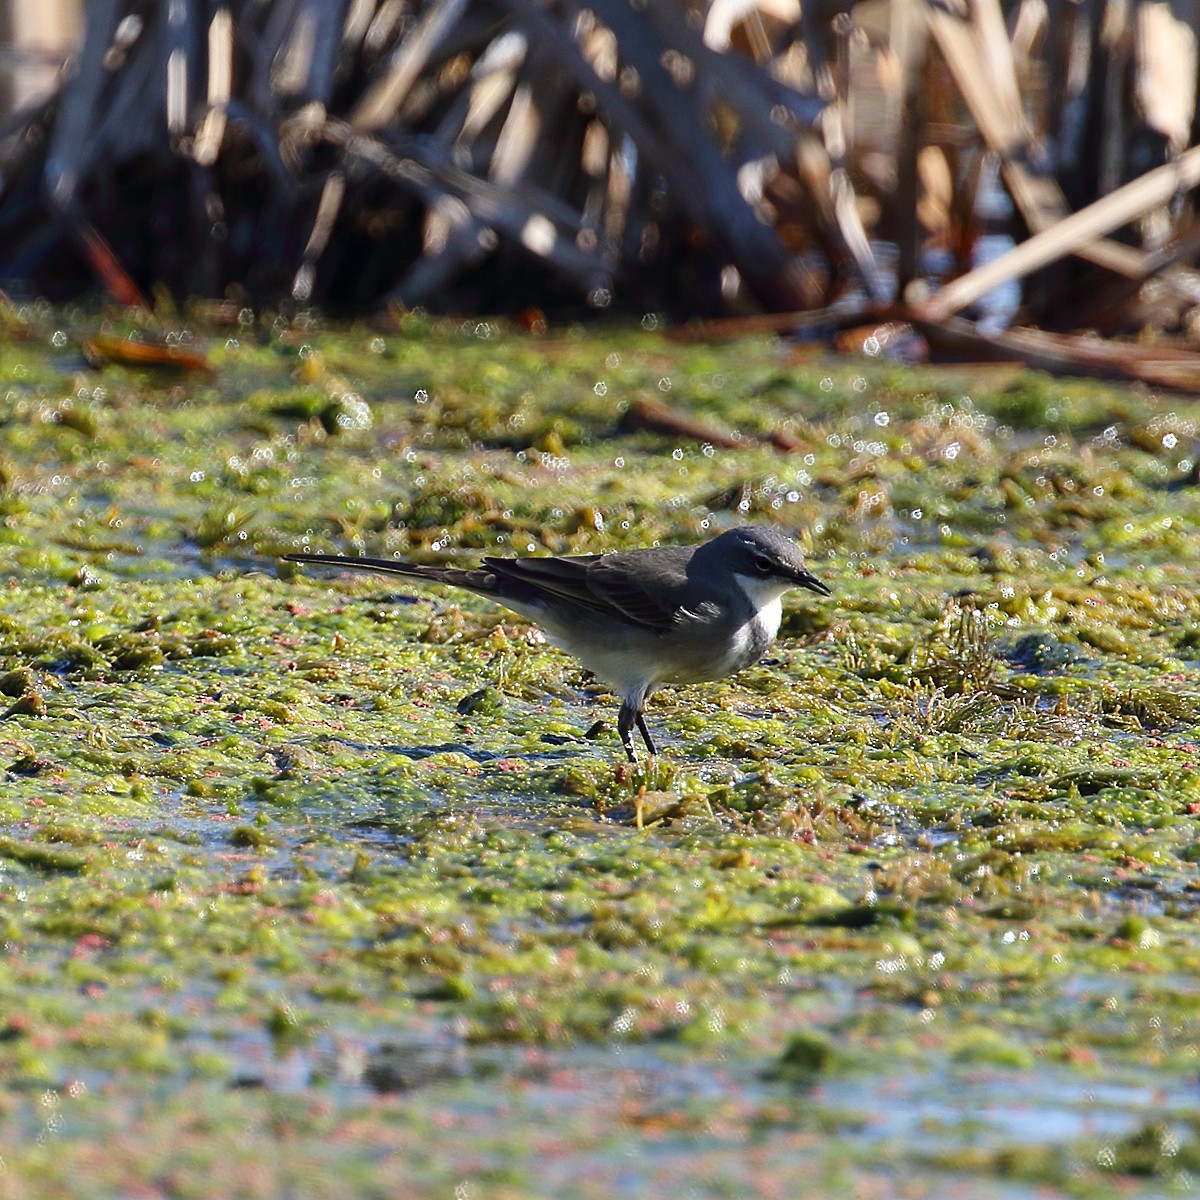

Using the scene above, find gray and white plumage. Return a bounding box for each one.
[283,526,830,760]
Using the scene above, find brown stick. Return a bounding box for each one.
[916,315,1200,393]
[621,395,744,448]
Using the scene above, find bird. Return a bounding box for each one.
[283,526,830,761]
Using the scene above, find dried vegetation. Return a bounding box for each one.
[6,1,1200,385]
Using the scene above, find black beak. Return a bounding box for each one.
[795,569,832,596]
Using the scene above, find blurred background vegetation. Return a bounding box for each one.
[0,0,1198,341]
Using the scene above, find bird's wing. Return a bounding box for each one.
[483,549,691,633]
[584,553,689,632]
[482,554,610,613]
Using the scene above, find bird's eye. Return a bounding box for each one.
[752,553,774,575]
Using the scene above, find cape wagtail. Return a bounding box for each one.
[284,526,830,760]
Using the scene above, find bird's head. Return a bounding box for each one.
[715,527,831,598]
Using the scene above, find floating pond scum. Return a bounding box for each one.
[0,310,1197,1196]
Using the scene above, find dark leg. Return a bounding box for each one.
[636,713,657,757]
[617,700,639,762]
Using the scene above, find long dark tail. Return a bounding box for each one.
[282,553,493,592]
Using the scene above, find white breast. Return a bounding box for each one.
[733,574,785,642]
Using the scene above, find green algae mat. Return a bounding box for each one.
[1,307,1200,1198]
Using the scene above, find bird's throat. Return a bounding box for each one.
[733,574,786,643]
